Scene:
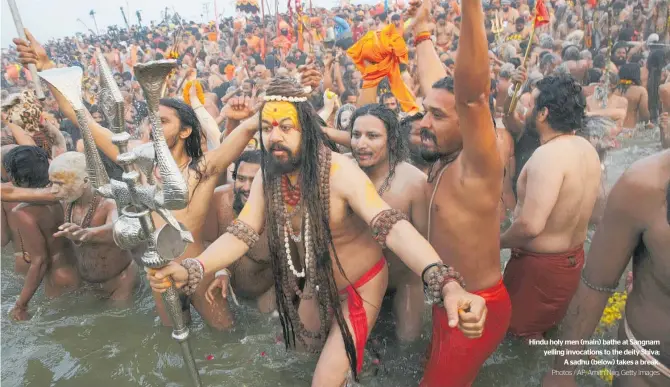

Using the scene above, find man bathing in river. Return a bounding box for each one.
[2,152,137,308]
[349,104,429,342]
[148,76,487,387]
[543,149,670,387]
[409,0,510,385]
[500,74,602,340]
[204,150,276,315]
[14,30,322,329]
[1,146,78,320]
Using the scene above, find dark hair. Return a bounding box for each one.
[535,74,586,133]
[158,98,204,181]
[380,92,396,103]
[509,57,522,68]
[593,54,606,69]
[586,68,603,84]
[647,49,670,122]
[258,77,359,380]
[350,104,408,193]
[515,16,525,24]
[562,45,580,61]
[232,150,262,180]
[617,63,642,94]
[341,89,357,103]
[433,76,455,92]
[3,146,50,188]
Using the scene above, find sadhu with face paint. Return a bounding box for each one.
[148,76,487,386]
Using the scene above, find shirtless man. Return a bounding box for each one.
[542,150,670,387]
[148,76,487,387]
[203,150,276,315]
[14,30,323,329]
[410,0,510,385]
[1,146,78,320]
[614,63,651,133]
[501,74,602,340]
[3,152,137,302]
[349,104,428,342]
[586,71,629,135]
[435,14,458,52]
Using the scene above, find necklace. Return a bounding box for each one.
[65,194,101,229]
[281,175,301,206]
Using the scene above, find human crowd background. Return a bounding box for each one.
[1,0,669,159]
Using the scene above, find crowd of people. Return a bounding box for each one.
[1,0,669,386]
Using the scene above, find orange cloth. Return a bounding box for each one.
[347,24,419,113]
[224,65,235,81]
[246,35,261,54]
[272,35,292,57]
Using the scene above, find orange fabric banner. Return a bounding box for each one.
[347,24,418,113]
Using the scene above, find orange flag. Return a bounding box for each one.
[534,0,550,27]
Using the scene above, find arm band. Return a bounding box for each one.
[580,271,618,293]
[226,219,260,249]
[369,209,409,249]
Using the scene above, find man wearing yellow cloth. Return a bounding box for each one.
[347,24,420,113]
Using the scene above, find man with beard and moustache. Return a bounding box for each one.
[401,112,432,174]
[203,150,276,318]
[501,74,602,340]
[409,0,511,385]
[612,43,629,69]
[381,93,401,117]
[13,30,323,330]
[542,149,670,387]
[148,76,487,386]
[349,104,429,342]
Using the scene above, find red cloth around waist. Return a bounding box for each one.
[420,279,511,387]
[340,257,387,374]
[503,244,585,338]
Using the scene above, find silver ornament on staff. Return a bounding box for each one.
[38,58,202,386]
[6,0,45,100]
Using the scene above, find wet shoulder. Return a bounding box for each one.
[213,184,235,223]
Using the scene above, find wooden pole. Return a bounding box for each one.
[507,16,537,115]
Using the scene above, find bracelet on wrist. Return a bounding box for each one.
[422,263,466,305]
[181,258,205,295]
[414,32,433,47]
[215,268,231,278]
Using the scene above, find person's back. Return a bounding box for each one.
[516,136,601,253]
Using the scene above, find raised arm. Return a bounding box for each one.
[543,167,643,385]
[3,122,36,147]
[454,0,499,177]
[410,0,448,95]
[202,109,258,178]
[189,85,222,152]
[13,30,121,163]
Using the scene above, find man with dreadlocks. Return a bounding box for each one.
[543,149,670,387]
[349,103,429,342]
[409,0,510,385]
[1,146,78,321]
[14,29,323,330]
[148,76,487,386]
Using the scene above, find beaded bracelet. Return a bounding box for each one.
[181,258,204,296]
[422,263,466,305]
[580,271,618,293]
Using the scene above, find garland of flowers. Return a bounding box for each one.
[595,291,628,385]
[183,80,205,105]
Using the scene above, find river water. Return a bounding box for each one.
[1,133,662,387]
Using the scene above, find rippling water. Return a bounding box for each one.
[1,133,661,387]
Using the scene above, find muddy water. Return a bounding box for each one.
[1,135,661,387]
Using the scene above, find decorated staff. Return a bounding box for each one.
[37,55,201,386]
[507,0,550,115]
[6,0,45,100]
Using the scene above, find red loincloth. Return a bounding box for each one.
[420,279,511,387]
[339,257,387,374]
[503,244,585,339]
